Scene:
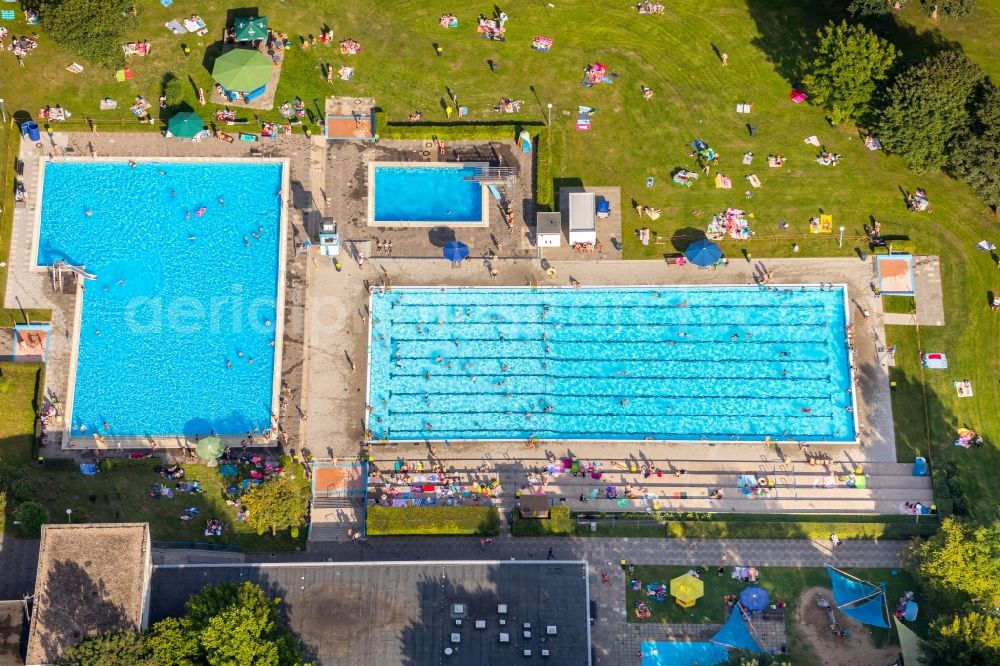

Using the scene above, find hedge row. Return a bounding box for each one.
[512,505,573,536]
[376,115,544,142]
[661,519,938,540]
[573,512,939,540]
[534,131,554,211]
[366,505,500,536]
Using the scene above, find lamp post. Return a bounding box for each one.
[838,226,845,248]
[66,508,72,523]
[547,103,552,126]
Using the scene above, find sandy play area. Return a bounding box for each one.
[796,586,900,666]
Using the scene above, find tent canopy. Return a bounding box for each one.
[685,239,723,267]
[826,565,891,629]
[196,435,224,461]
[212,48,272,92]
[738,585,770,612]
[166,111,204,138]
[895,618,923,666]
[670,574,704,604]
[443,241,469,262]
[711,606,761,652]
[234,16,268,41]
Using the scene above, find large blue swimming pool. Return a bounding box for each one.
[642,640,729,666]
[37,161,283,437]
[372,165,482,222]
[366,286,856,442]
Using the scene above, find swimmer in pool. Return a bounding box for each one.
[170,190,176,197]
[188,235,196,241]
[226,360,232,368]
[218,198,225,205]
[117,280,125,286]
[248,358,254,364]
[237,351,244,358]
[84,210,92,216]
[186,211,191,220]
[158,169,166,175]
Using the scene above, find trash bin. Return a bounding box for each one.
[20,121,40,142]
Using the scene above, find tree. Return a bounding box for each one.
[15,500,49,536]
[241,475,310,537]
[847,0,893,16]
[803,21,898,125]
[59,630,153,666]
[145,617,201,666]
[40,0,137,69]
[183,582,302,666]
[876,51,985,173]
[903,516,1000,606]
[922,611,1000,666]
[950,86,1000,211]
[921,0,976,19]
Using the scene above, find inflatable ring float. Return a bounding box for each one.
[422,150,431,157]
[424,141,433,148]
[36,142,43,148]
[354,98,361,105]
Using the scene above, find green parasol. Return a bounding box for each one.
[166,111,204,139]
[234,16,268,42]
[211,48,272,93]
[196,435,224,461]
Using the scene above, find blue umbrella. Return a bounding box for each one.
[443,241,469,262]
[685,239,723,267]
[739,585,770,612]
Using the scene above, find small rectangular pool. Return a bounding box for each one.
[35,159,287,440]
[642,640,729,666]
[368,162,488,226]
[366,286,857,443]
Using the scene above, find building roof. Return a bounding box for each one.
[150,561,591,665]
[0,601,25,666]
[26,524,150,666]
[536,212,562,235]
[568,192,596,232]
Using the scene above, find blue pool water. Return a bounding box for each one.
[367,286,856,442]
[373,165,482,222]
[642,640,729,666]
[37,161,283,437]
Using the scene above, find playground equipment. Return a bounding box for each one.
[815,595,849,638]
[50,260,96,291]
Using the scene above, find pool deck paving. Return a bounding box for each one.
[6,131,318,453]
[302,254,937,538]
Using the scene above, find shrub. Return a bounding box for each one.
[378,121,542,141]
[513,505,573,536]
[366,506,499,536]
[534,132,554,211]
[41,0,137,69]
[15,501,50,536]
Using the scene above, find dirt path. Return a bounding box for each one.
[796,586,899,666]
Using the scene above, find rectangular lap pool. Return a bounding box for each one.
[35,160,287,440]
[368,162,488,226]
[366,286,857,443]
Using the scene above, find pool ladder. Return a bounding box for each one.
[465,166,518,183]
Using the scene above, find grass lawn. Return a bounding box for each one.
[0,364,306,551]
[626,564,925,661]
[1,0,998,521]
[882,295,916,314]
